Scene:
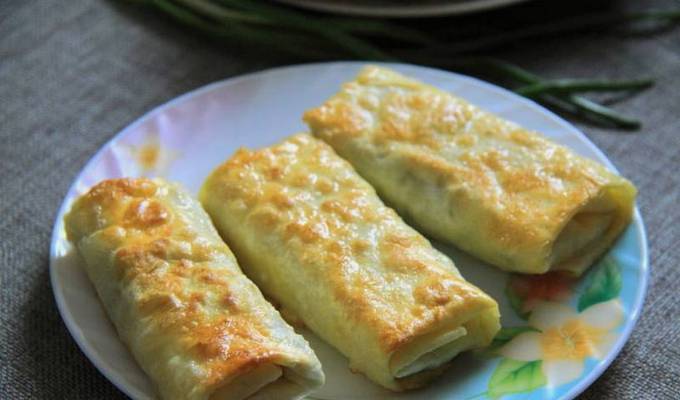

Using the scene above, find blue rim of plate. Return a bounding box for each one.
[560,214,647,399]
[50,61,648,400]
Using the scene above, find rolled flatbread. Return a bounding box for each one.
[64,178,324,400]
[200,134,500,391]
[304,65,637,275]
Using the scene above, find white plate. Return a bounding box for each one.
[274,0,531,17]
[50,62,647,400]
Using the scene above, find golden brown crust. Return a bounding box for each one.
[200,134,499,390]
[69,179,273,375]
[304,66,636,274]
[65,178,323,400]
[304,70,595,249]
[208,135,490,348]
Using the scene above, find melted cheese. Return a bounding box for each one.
[304,65,637,275]
[64,178,324,400]
[200,134,500,391]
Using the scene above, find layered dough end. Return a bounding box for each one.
[549,182,636,275]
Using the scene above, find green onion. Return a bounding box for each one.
[427,10,680,55]
[457,58,645,129]
[130,0,680,130]
[515,78,653,97]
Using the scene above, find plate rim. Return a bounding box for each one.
[49,61,649,400]
[273,0,531,18]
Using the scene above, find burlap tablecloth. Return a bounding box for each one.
[1,0,678,398]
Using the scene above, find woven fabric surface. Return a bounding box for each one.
[1,0,678,398]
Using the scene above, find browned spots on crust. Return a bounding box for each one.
[190,318,257,361]
[218,148,255,171]
[325,241,346,261]
[291,173,312,188]
[302,67,630,274]
[269,191,294,209]
[265,165,283,180]
[222,294,239,310]
[114,245,164,277]
[383,233,413,249]
[509,129,541,147]
[284,221,325,243]
[315,176,335,194]
[351,239,371,255]
[192,335,230,360]
[204,352,276,388]
[249,208,280,230]
[321,199,355,222]
[198,269,225,286]
[413,278,456,307]
[407,93,429,111]
[379,233,430,275]
[201,133,499,372]
[379,116,410,143]
[478,150,506,171]
[485,208,539,249]
[138,293,182,316]
[501,169,548,193]
[402,151,467,188]
[124,199,169,228]
[88,178,158,200]
[303,101,368,139]
[546,156,587,182]
[189,292,206,306]
[455,133,476,147]
[67,177,298,393]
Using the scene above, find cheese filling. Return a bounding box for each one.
[551,193,617,273]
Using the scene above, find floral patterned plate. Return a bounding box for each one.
[50,62,648,400]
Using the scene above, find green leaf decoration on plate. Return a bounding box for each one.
[488,358,547,399]
[487,327,539,354]
[578,256,622,312]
